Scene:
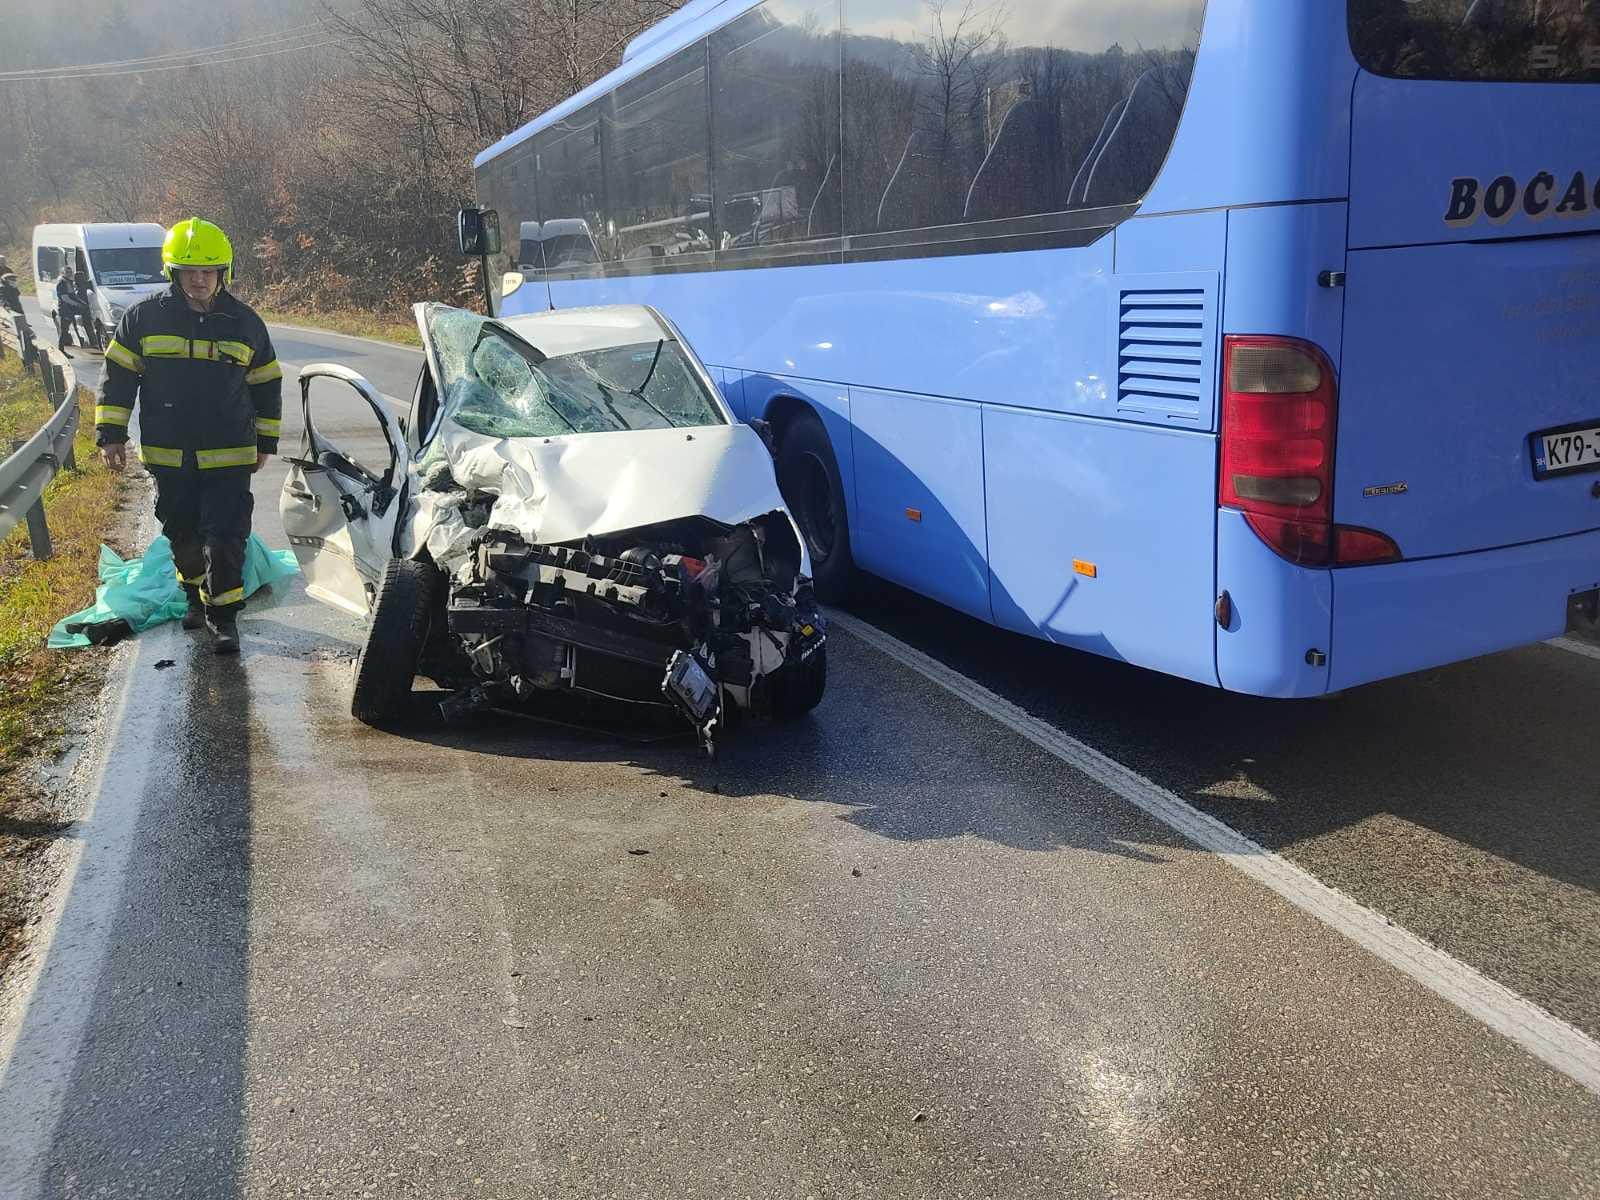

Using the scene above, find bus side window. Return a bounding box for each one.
[606,44,712,262]
[37,245,62,281]
[841,0,1205,238]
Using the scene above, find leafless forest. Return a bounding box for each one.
[0,0,679,312]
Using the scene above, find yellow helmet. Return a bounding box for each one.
[163,218,233,285]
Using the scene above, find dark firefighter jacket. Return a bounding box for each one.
[95,286,283,470]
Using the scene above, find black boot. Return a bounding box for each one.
[207,610,241,655]
[181,586,206,630]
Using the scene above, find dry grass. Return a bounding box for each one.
[0,357,53,446]
[0,361,129,974]
[260,306,422,348]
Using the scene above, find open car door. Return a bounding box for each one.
[279,364,409,618]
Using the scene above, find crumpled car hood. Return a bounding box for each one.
[411,420,805,574]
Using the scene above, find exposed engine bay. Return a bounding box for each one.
[423,488,825,752]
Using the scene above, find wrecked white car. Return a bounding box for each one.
[280,303,826,749]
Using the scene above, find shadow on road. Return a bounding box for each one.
[383,640,1189,867]
[838,575,1600,895]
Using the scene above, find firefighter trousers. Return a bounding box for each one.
[152,465,254,613]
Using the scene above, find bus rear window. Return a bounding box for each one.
[1350,0,1600,83]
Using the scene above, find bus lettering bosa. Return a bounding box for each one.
[470,0,1600,697]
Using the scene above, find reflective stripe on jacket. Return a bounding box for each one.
[94,286,283,467]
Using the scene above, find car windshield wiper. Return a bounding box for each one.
[620,340,676,428]
[632,339,665,395]
[574,341,678,430]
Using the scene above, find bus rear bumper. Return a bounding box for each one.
[1328,526,1600,692]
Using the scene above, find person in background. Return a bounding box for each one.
[95,218,283,654]
[55,266,92,354]
[0,271,22,315]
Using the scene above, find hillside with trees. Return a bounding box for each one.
[0,0,679,315]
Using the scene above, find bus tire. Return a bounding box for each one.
[777,411,855,603]
[351,559,438,726]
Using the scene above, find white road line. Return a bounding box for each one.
[829,609,1600,1100]
[1548,636,1600,662]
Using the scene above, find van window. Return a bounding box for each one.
[1350,0,1600,83]
[89,247,166,285]
[36,246,63,280]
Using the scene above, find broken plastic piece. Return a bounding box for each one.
[662,651,719,724]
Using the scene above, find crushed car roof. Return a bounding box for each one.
[495,304,669,357]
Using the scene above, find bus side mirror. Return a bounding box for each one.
[457,207,502,257]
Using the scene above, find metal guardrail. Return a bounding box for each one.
[0,311,79,559]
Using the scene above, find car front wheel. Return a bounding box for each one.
[351,559,441,726]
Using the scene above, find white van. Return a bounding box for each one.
[32,223,167,348]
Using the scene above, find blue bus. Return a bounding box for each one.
[471,0,1600,697]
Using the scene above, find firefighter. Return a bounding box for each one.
[95,218,283,654]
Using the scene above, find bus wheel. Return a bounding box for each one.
[777,411,854,603]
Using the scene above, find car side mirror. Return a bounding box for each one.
[457,207,502,257]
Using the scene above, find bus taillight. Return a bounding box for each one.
[1220,335,1400,568]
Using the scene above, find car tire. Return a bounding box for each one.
[776,411,854,603]
[351,559,440,726]
[92,320,107,352]
[770,645,827,719]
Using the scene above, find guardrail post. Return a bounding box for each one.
[24,496,52,560]
[7,436,53,560]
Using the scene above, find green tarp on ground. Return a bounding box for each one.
[49,534,299,649]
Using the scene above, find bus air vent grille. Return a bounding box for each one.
[1116,282,1214,427]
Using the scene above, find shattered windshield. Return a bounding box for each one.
[423,304,725,440]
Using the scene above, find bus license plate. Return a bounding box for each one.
[1532,423,1600,479]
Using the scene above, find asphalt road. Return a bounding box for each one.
[1,313,1598,1197]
